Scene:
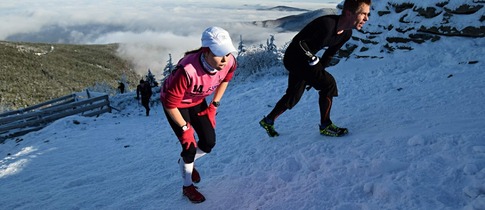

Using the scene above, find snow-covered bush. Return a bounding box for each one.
[234,36,287,82]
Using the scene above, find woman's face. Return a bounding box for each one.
[204,51,231,70]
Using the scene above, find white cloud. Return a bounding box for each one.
[0,0,336,76]
[96,30,200,76]
[0,0,333,40]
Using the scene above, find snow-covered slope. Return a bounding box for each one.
[1,34,483,210]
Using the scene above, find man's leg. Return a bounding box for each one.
[298,64,347,136]
[316,71,338,127]
[267,72,307,121]
[319,95,333,128]
[315,71,348,137]
[142,98,150,116]
[260,72,307,137]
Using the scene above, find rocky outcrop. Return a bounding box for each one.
[341,0,484,56]
[384,1,484,37]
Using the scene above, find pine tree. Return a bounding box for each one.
[266,35,277,53]
[145,69,159,87]
[238,35,245,57]
[161,54,175,83]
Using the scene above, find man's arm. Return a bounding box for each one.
[321,32,352,67]
[299,40,320,66]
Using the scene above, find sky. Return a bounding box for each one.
[0,1,339,76]
[1,1,485,209]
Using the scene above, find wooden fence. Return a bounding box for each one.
[0,92,112,143]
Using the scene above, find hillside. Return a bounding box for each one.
[0,41,140,110]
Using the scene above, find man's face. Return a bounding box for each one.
[351,4,370,30]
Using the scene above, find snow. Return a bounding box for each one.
[1,1,485,210]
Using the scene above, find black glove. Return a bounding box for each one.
[299,40,320,66]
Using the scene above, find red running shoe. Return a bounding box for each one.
[183,185,206,203]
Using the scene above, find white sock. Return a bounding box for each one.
[194,148,207,161]
[179,159,194,186]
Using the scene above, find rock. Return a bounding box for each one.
[396,27,415,33]
[408,33,441,42]
[338,43,358,58]
[418,25,485,38]
[393,2,415,13]
[444,4,483,15]
[399,14,412,24]
[460,26,485,37]
[386,37,414,44]
[397,45,413,50]
[414,6,442,18]
[378,10,391,16]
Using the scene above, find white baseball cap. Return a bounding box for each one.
[201,26,237,57]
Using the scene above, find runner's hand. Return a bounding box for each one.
[179,123,196,150]
[197,103,217,128]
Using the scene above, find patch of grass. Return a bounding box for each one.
[0,41,140,110]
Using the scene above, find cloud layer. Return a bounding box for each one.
[1,0,337,76]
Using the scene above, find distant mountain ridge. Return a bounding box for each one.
[6,24,125,44]
[257,6,309,12]
[252,8,338,32]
